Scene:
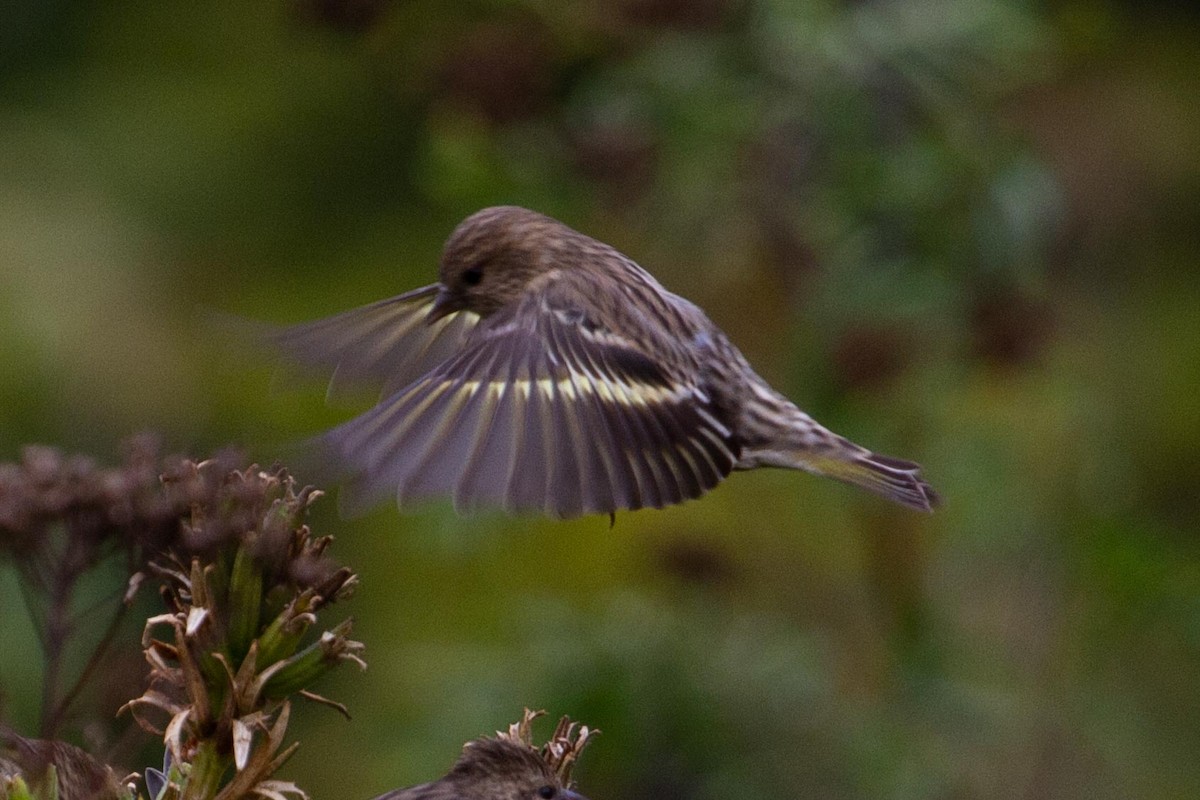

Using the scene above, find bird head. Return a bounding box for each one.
[431,206,570,320]
[446,737,589,800]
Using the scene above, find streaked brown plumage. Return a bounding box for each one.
[370,737,587,800]
[269,206,939,518]
[0,731,127,800]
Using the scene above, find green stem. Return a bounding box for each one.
[181,741,227,800]
[227,543,262,661]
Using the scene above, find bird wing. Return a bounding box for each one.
[321,291,737,518]
[259,284,480,402]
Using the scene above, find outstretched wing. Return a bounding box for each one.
[260,284,480,401]
[321,292,737,518]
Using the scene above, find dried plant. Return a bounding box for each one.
[496,709,596,789]
[1,440,600,800]
[121,461,364,800]
[1,441,364,800]
[0,435,201,740]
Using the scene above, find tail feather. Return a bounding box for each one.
[733,387,939,511]
[803,449,940,512]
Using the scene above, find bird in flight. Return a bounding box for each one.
[265,206,939,518]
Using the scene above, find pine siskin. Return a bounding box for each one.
[267,206,939,518]
[370,738,587,800]
[0,731,129,800]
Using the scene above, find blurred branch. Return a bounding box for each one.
[45,589,136,741]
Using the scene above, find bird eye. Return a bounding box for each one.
[536,786,556,799]
[462,265,484,286]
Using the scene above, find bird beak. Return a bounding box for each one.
[562,791,589,800]
[426,286,460,324]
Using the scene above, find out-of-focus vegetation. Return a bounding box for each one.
[1,1,1198,798]
[0,441,364,800]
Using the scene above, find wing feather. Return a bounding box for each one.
[322,293,737,517]
[546,319,620,515]
[453,357,519,512]
[505,345,553,512]
[545,372,585,517]
[259,285,480,401]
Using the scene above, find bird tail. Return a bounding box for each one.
[795,446,940,512]
[738,398,940,511]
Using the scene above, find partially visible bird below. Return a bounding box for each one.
[0,730,129,800]
[370,736,588,800]
[262,206,939,518]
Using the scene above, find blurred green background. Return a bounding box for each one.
[2,0,1199,798]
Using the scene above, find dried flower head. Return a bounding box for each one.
[0,436,240,749]
[0,434,193,572]
[117,461,363,800]
[495,709,596,788]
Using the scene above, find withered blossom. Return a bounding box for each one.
[0,435,231,744]
[2,443,595,800]
[496,709,596,788]
[123,461,363,800]
[0,434,194,567]
[1,439,364,800]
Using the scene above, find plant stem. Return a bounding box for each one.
[38,562,73,739]
[182,740,228,800]
[44,595,132,738]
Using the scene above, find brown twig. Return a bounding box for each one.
[43,592,135,739]
[38,557,75,739]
